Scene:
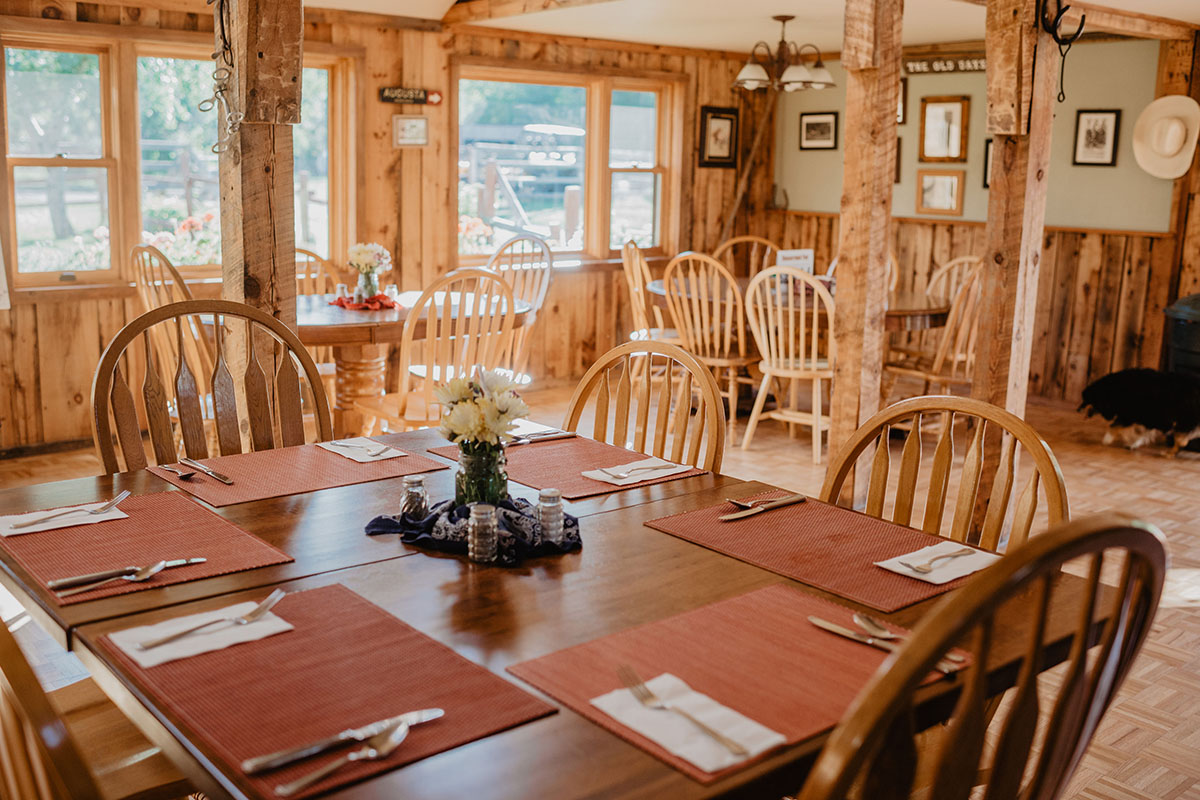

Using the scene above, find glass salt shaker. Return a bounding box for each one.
[538,488,564,545]
[384,283,400,302]
[400,474,428,518]
[335,282,349,300]
[468,504,498,563]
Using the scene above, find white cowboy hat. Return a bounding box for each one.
[1133,95,1200,179]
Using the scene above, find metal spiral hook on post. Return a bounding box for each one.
[200,0,244,154]
[1038,0,1086,103]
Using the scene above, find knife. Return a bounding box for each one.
[240,708,444,774]
[47,558,208,590]
[179,458,234,485]
[718,493,807,521]
[808,617,959,675]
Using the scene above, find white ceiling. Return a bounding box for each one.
[344,0,1200,53]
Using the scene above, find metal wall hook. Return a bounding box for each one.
[1039,0,1085,47]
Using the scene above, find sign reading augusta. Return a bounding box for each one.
[904,54,986,74]
[379,87,444,105]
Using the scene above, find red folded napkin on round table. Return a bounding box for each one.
[329,294,397,311]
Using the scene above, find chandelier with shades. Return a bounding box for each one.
[733,15,835,92]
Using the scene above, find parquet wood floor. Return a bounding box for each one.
[1,384,1197,798]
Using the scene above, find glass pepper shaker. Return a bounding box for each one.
[335,282,349,300]
[400,474,428,518]
[538,488,564,545]
[468,504,498,563]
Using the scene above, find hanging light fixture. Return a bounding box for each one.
[734,15,834,93]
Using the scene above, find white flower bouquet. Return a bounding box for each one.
[436,370,530,449]
[347,242,392,276]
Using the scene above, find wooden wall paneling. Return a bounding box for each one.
[1141,237,1176,368]
[1112,235,1151,371]
[1044,231,1080,399]
[1088,234,1128,385]
[400,28,425,288]
[0,312,17,450]
[35,301,102,442]
[1063,232,1104,400]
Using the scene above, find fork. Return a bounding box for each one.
[616,665,749,756]
[330,440,393,457]
[726,497,775,510]
[11,490,131,530]
[899,547,977,574]
[598,464,673,480]
[157,465,196,480]
[137,588,286,650]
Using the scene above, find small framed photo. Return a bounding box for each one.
[800,112,838,150]
[920,95,970,162]
[392,115,428,148]
[699,105,739,168]
[983,138,994,188]
[916,169,965,216]
[897,77,908,125]
[1073,109,1121,166]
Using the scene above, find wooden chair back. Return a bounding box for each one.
[928,265,982,382]
[296,248,343,296]
[130,244,214,400]
[92,300,332,474]
[621,240,656,336]
[744,267,836,374]
[395,268,515,417]
[926,255,981,301]
[0,615,103,799]
[564,341,726,472]
[712,235,781,276]
[821,395,1068,550]
[662,252,746,362]
[487,235,553,378]
[826,250,900,291]
[797,512,1167,800]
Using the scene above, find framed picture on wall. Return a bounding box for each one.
[392,115,428,147]
[916,169,965,215]
[799,112,838,150]
[698,106,739,168]
[920,95,970,162]
[1073,109,1121,166]
[983,138,994,188]
[898,77,908,125]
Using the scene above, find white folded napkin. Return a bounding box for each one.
[508,419,560,437]
[582,457,691,486]
[590,673,785,773]
[317,437,407,463]
[875,540,1001,585]
[109,601,294,668]
[0,502,129,537]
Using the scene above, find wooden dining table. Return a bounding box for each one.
[296,295,532,438]
[0,429,1102,799]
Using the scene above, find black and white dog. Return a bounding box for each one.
[1079,368,1200,454]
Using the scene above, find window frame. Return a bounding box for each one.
[453,62,680,265]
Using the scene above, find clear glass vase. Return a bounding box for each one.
[356,271,379,298]
[455,444,508,506]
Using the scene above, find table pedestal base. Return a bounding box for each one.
[332,344,387,437]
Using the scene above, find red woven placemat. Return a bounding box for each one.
[0,493,292,606]
[509,584,950,784]
[644,491,976,612]
[99,584,555,799]
[427,437,706,499]
[148,444,449,507]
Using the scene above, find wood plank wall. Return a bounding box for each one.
[0,1,771,451]
[752,210,1178,404]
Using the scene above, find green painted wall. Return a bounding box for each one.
[772,39,1172,232]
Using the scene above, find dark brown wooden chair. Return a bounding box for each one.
[795,512,1167,800]
[92,299,332,474]
[0,619,194,799]
[821,395,1069,551]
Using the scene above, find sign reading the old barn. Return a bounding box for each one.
[904,54,986,74]
[379,87,444,105]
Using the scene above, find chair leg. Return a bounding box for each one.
[727,368,738,439]
[741,374,772,450]
[812,378,823,465]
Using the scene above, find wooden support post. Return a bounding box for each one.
[1169,33,1200,303]
[216,0,303,328]
[828,0,902,503]
[971,0,1058,416]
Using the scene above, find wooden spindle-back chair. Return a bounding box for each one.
[620,241,679,344]
[712,234,781,276]
[662,252,756,434]
[826,250,900,291]
[926,255,981,301]
[352,268,515,432]
[295,248,344,397]
[564,341,726,472]
[796,512,1166,800]
[821,395,1068,551]
[486,235,553,380]
[0,611,193,799]
[883,267,982,399]
[741,267,836,462]
[130,245,215,394]
[92,300,333,474]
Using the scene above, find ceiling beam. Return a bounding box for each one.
[955,0,1197,40]
[443,0,621,26]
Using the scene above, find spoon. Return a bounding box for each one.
[274,722,410,797]
[853,612,965,663]
[56,560,167,598]
[158,465,197,480]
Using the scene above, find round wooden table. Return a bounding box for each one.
[644,278,950,333]
[297,293,531,436]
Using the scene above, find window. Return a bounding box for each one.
[456,67,675,260]
[4,46,117,282]
[295,66,331,257]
